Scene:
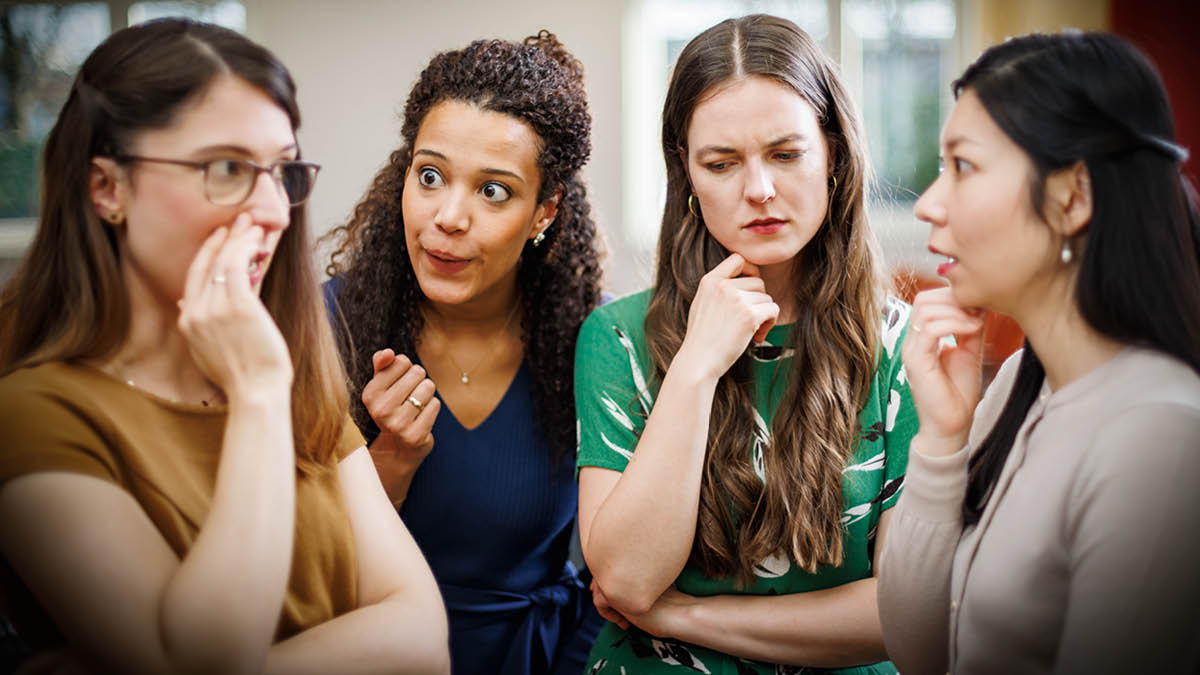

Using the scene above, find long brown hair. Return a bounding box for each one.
[650,14,884,585]
[324,31,603,459]
[0,19,347,473]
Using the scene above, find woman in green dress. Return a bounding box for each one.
[574,14,916,674]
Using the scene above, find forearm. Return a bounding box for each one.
[665,579,887,667]
[876,440,968,675]
[264,591,450,675]
[586,359,716,614]
[160,388,297,673]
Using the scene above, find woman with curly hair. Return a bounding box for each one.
[575,14,915,674]
[0,19,448,674]
[324,30,605,675]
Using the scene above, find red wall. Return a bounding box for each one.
[1110,0,1200,186]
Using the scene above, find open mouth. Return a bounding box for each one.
[248,251,270,285]
[930,246,958,277]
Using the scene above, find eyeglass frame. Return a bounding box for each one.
[109,154,322,207]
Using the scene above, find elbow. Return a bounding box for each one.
[592,572,663,617]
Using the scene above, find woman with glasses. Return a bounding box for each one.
[877,32,1200,675]
[575,14,914,674]
[323,31,605,675]
[0,19,448,674]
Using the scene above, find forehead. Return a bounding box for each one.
[941,88,1010,150]
[132,74,296,156]
[687,75,824,149]
[415,100,541,174]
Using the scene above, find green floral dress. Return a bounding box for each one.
[574,290,918,675]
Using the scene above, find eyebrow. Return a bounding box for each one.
[694,134,807,156]
[191,143,299,158]
[942,135,978,152]
[413,148,526,184]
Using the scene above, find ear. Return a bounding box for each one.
[530,190,561,241]
[1046,161,1093,237]
[90,157,127,226]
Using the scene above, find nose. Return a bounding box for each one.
[743,159,775,204]
[914,174,947,228]
[243,170,290,232]
[433,186,471,234]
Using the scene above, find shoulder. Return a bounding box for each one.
[0,362,123,483]
[578,289,652,348]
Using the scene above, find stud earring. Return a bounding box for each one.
[1060,241,1072,264]
[532,229,547,247]
[687,194,702,221]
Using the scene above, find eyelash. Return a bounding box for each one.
[703,150,802,173]
[416,167,512,203]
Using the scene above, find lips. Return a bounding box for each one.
[743,218,786,235]
[929,245,958,277]
[248,251,270,287]
[425,248,471,275]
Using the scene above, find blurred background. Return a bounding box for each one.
[2,0,1197,371]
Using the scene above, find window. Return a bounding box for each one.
[0,0,243,282]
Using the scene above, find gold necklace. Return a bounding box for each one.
[114,365,223,407]
[426,303,520,385]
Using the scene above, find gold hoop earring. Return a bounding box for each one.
[828,175,838,193]
[687,194,702,221]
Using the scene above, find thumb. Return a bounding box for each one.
[372,349,396,373]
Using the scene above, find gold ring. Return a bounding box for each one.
[407,395,423,410]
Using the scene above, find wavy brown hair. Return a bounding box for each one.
[0,19,348,473]
[324,31,603,459]
[650,14,885,585]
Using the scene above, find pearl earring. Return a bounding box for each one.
[532,230,546,247]
[1060,241,1072,264]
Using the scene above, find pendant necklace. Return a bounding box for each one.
[429,303,520,385]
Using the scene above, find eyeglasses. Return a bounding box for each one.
[113,155,321,206]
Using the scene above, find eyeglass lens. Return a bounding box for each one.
[206,160,316,206]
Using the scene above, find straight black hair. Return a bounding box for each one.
[958,31,1200,525]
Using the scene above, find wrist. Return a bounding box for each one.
[669,345,722,388]
[911,430,969,458]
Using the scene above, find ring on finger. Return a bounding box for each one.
[911,323,923,333]
[407,395,424,410]
[212,275,227,285]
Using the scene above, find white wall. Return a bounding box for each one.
[244,0,648,293]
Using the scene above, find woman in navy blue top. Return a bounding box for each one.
[322,31,605,675]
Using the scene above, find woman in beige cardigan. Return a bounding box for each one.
[877,31,1200,675]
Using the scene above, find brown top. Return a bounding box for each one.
[0,360,365,641]
[878,347,1200,675]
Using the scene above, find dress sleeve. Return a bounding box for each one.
[1052,403,1200,674]
[335,412,367,462]
[573,307,653,477]
[880,299,918,512]
[0,375,121,487]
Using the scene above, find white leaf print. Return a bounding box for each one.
[844,451,885,473]
[651,639,712,673]
[886,389,900,432]
[587,658,608,674]
[881,299,911,359]
[601,393,636,432]
[752,408,769,482]
[600,432,634,461]
[841,501,872,526]
[896,363,908,386]
[614,327,653,414]
[754,550,791,578]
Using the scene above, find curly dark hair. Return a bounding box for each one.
[325,30,603,460]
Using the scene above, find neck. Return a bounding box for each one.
[1009,274,1123,392]
[101,264,217,402]
[424,280,522,334]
